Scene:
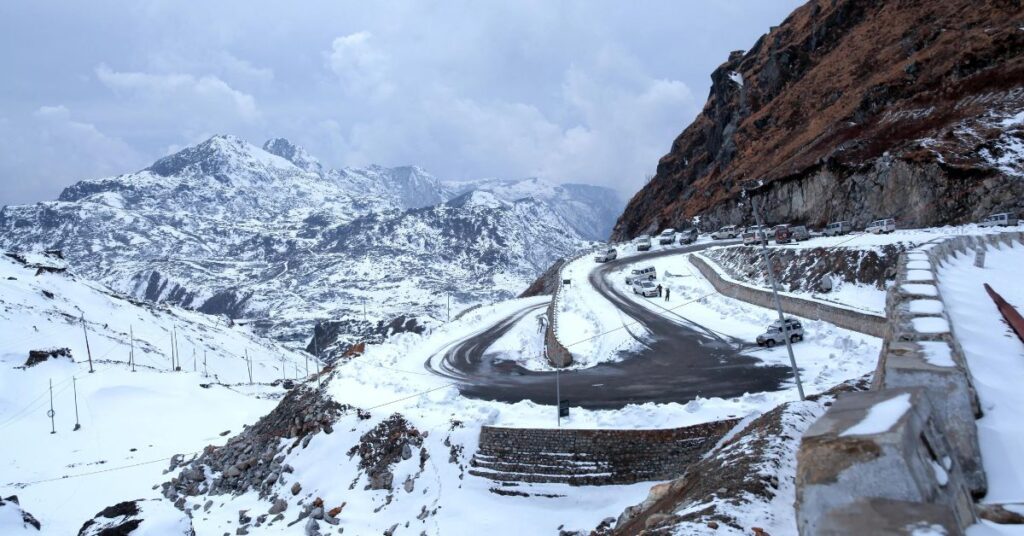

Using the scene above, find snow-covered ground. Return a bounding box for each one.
[608,254,881,397]
[937,240,1024,506]
[753,223,1021,251]
[0,254,313,534]
[554,237,717,367]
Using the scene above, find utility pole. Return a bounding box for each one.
[192,349,196,372]
[245,349,253,384]
[304,352,309,379]
[81,315,94,373]
[47,379,56,434]
[173,327,180,371]
[556,366,561,428]
[129,325,136,372]
[313,333,322,389]
[169,331,175,371]
[280,356,286,382]
[751,195,805,401]
[72,377,81,431]
[203,350,208,378]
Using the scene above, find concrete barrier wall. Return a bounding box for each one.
[470,419,738,486]
[689,254,888,337]
[544,248,595,367]
[795,230,1024,535]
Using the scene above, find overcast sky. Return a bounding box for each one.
[0,1,802,206]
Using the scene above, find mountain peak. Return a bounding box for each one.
[145,135,295,182]
[262,138,323,175]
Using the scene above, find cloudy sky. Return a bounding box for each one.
[0,1,801,206]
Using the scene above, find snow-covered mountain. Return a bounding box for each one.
[445,177,624,241]
[0,135,620,352]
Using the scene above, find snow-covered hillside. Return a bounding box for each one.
[0,251,315,534]
[0,135,620,352]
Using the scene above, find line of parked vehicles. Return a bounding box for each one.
[597,212,1021,263]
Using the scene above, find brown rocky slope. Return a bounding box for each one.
[612,0,1024,240]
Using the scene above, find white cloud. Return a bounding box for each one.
[324,32,393,97]
[95,64,260,121]
[0,106,145,205]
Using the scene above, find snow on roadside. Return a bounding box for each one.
[937,240,1024,505]
[554,237,716,368]
[606,253,881,397]
[0,253,310,535]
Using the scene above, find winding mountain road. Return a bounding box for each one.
[426,242,792,409]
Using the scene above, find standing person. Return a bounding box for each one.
[656,284,663,297]
[665,287,670,301]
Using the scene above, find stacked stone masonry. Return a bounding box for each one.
[795,231,1024,536]
[470,419,738,486]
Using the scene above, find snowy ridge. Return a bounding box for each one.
[0,135,620,350]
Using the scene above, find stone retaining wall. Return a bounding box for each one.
[794,231,1024,535]
[470,419,738,486]
[689,254,888,337]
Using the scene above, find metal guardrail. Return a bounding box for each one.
[984,283,1024,345]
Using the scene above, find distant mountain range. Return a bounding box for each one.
[0,135,622,353]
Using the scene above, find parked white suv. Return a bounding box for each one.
[712,225,739,240]
[657,228,676,245]
[634,235,652,251]
[625,265,657,284]
[979,213,1019,227]
[632,279,659,297]
[865,218,896,234]
[594,248,618,263]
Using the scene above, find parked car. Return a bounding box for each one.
[742,228,769,246]
[774,224,793,244]
[979,213,1019,227]
[711,225,739,240]
[678,228,698,244]
[625,265,657,284]
[823,221,853,236]
[865,218,896,234]
[594,248,618,263]
[756,318,805,347]
[634,235,652,251]
[791,225,811,241]
[632,279,660,297]
[657,228,676,245]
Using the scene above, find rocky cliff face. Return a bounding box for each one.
[613,0,1024,239]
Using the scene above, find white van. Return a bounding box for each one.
[712,225,739,240]
[625,265,657,284]
[594,248,618,263]
[865,218,896,234]
[823,221,853,236]
[979,213,1019,227]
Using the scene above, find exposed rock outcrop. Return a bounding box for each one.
[613,0,1024,240]
[78,499,194,536]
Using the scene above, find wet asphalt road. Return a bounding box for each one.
[425,241,792,410]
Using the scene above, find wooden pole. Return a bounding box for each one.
[129,325,135,372]
[72,377,81,431]
[81,315,94,373]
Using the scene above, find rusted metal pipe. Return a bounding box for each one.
[984,283,1024,345]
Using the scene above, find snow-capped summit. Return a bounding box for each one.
[262,137,323,175]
